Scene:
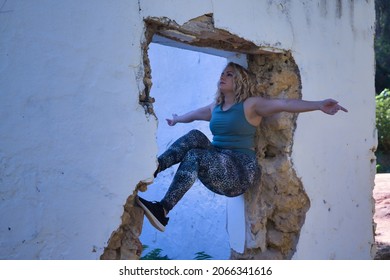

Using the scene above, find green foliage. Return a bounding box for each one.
[140,245,170,260]
[376,89,390,152]
[193,251,213,260]
[376,149,390,173]
[375,0,390,92]
[374,1,390,172]
[140,245,213,260]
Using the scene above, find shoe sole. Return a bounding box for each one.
[135,196,165,232]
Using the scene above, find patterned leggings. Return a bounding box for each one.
[156,129,261,212]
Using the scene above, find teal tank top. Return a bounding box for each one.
[209,102,257,155]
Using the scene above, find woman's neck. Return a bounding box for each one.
[221,94,236,111]
[223,93,235,105]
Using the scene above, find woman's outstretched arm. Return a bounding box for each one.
[166,102,214,126]
[252,97,348,117]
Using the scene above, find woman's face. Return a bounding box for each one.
[219,66,234,94]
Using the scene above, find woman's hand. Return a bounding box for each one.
[319,99,348,115]
[166,114,178,126]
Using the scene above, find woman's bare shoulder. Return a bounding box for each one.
[209,101,217,111]
[245,96,266,106]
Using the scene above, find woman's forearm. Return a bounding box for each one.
[166,104,212,126]
[282,99,322,113]
[281,98,347,115]
[174,111,199,123]
[254,97,347,117]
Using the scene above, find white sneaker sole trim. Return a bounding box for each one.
[135,197,165,232]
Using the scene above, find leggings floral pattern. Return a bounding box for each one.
[156,129,261,212]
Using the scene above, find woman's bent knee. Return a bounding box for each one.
[187,129,205,138]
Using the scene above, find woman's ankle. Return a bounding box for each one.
[153,165,161,178]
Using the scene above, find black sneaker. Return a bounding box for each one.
[135,196,169,232]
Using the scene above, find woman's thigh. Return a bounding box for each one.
[188,148,260,197]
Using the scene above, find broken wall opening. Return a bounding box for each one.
[100,14,309,260]
[140,43,230,259]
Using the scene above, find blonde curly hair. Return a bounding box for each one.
[215,62,258,105]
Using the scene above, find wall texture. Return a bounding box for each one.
[0,0,158,259]
[0,0,376,259]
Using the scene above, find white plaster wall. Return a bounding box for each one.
[0,1,157,259]
[0,0,376,260]
[288,2,377,260]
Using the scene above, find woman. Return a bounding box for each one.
[136,62,347,232]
